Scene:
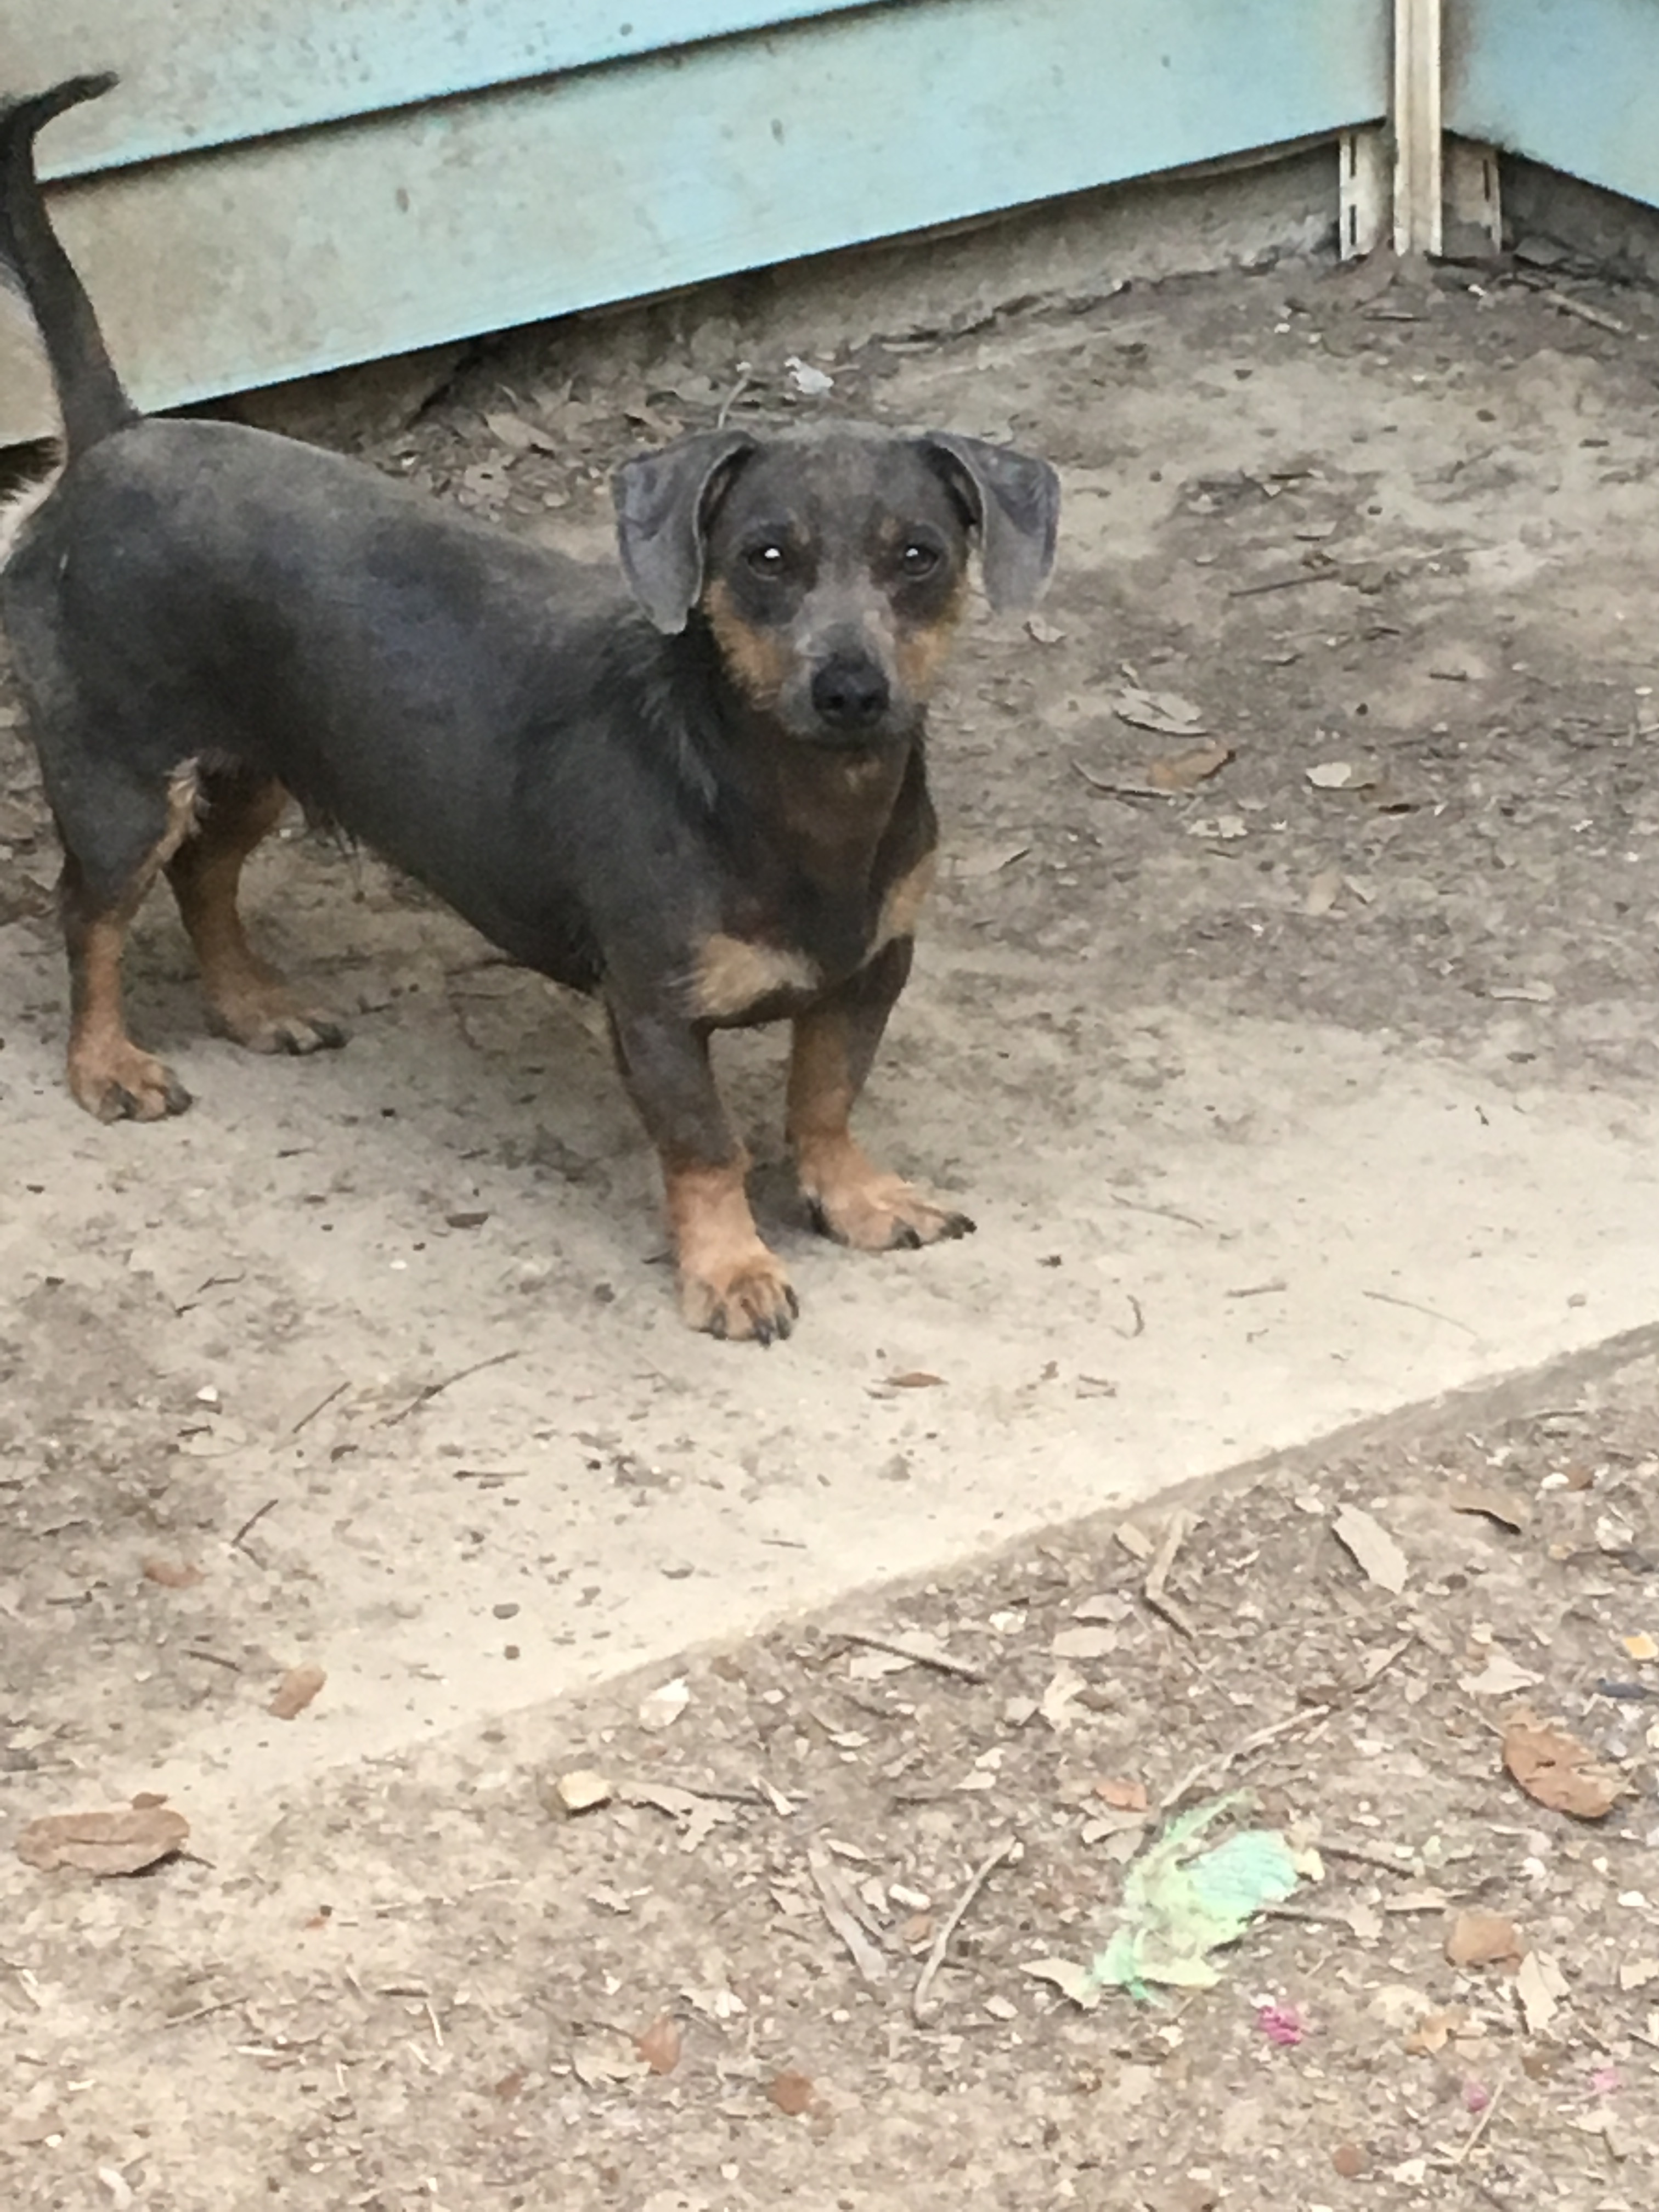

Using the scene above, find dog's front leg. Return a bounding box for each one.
[788,940,974,1252]
[606,1000,798,1344]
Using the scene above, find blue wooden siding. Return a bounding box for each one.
[3,1,1388,441]
[1447,0,1659,212]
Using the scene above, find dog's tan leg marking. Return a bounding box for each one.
[787,1003,972,1251]
[166,776,345,1055]
[871,853,937,956]
[664,1154,797,1344]
[62,768,200,1122]
[690,934,819,1021]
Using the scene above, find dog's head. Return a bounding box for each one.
[613,424,1059,749]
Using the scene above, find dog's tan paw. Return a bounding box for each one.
[210,983,346,1056]
[678,1250,799,1345]
[806,1169,974,1252]
[69,1041,191,1124]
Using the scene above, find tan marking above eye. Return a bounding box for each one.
[691,933,820,1020]
[871,852,938,953]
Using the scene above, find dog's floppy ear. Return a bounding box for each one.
[919,433,1060,613]
[612,429,758,633]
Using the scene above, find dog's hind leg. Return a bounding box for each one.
[58,766,199,1122]
[165,766,345,1056]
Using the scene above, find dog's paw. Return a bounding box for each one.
[808,1171,975,1252]
[679,1250,799,1346]
[69,1042,191,1124]
[211,988,347,1056]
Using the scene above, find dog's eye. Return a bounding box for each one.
[746,542,788,578]
[900,542,941,579]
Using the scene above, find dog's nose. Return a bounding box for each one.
[810,654,891,730]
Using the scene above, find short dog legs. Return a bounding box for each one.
[607,1001,798,1344]
[166,769,344,1054]
[58,772,198,1122]
[788,941,974,1251]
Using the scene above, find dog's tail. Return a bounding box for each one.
[0,74,136,456]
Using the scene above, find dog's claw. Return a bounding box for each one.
[679,1250,798,1345]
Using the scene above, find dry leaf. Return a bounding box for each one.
[1618,1957,1659,1993]
[1093,1777,1149,1812]
[141,1556,203,1588]
[551,1768,612,1815]
[767,2069,816,2117]
[571,2030,648,2087]
[1307,760,1361,789]
[887,1370,944,1389]
[1515,1949,1566,2035]
[1446,1910,1522,1967]
[1459,1651,1541,1699]
[1404,2007,1469,2056]
[634,2012,682,2075]
[1039,1663,1086,1731]
[1622,1632,1657,1662]
[16,1804,188,1875]
[1147,740,1233,792]
[1502,1716,1622,1819]
[483,409,554,453]
[1022,1956,1101,2009]
[1025,614,1065,645]
[1052,1626,1118,1660]
[269,1663,326,1719]
[1305,866,1343,916]
[1113,686,1205,737]
[637,1677,690,1731]
[1332,1504,1409,1594]
[1449,1483,1532,1533]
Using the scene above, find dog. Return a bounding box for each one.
[0,75,1059,1342]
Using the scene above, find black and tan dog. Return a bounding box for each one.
[0,75,1059,1342]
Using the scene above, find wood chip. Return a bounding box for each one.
[1446,1910,1522,1967]
[268,1663,326,1719]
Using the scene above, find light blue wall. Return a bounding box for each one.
[1448,0,1659,211]
[4,1,1389,437]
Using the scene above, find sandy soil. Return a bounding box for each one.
[5,237,1659,2204]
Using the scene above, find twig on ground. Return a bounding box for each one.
[1452,2076,1506,2166]
[1143,1510,1198,1639]
[1542,289,1628,335]
[1071,761,1178,801]
[229,1498,280,1555]
[383,1348,518,1426]
[912,1836,1018,2025]
[1162,1705,1333,1813]
[832,1629,988,1685]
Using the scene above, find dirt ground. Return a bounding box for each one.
[7,225,1659,2204]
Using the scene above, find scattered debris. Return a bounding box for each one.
[1112,686,1206,738]
[1501,1713,1623,1819]
[268,1664,326,1720]
[1331,1504,1409,1594]
[550,1769,614,1816]
[1088,1795,1305,2001]
[913,1836,1018,2024]
[807,1844,888,1986]
[1147,740,1233,792]
[637,1678,691,1731]
[1445,1910,1522,1967]
[16,1803,189,1876]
